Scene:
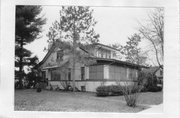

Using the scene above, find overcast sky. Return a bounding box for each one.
[24,6,156,64]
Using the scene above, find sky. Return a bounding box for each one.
[24,6,156,64]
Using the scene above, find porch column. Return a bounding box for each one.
[126,68,129,79]
[46,70,51,80]
[136,70,138,78]
[104,65,109,79]
[85,67,89,80]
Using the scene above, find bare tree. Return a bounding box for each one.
[115,76,143,107]
[109,34,148,66]
[139,8,164,68]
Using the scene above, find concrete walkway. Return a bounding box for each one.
[138,104,163,113]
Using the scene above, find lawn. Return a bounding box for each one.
[14,89,163,112]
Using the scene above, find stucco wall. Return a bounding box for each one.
[48,81,102,92]
[48,81,134,92]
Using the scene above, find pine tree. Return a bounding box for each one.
[47,6,99,91]
[15,5,46,88]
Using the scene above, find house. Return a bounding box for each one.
[39,42,145,92]
[143,66,163,84]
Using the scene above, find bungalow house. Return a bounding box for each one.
[39,42,145,92]
[143,66,163,85]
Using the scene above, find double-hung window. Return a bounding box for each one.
[57,50,63,61]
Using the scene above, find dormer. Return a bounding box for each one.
[93,43,120,60]
[56,48,63,61]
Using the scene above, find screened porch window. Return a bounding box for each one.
[51,69,61,81]
[68,68,71,81]
[128,69,137,80]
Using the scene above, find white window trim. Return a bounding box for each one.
[136,70,138,78]
[126,68,129,79]
[85,67,89,79]
[104,65,109,79]
[96,50,99,57]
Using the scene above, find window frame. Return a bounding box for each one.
[56,50,64,61]
[81,67,85,80]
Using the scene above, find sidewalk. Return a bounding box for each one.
[138,104,163,113]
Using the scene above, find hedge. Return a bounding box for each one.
[96,85,123,97]
[96,84,162,97]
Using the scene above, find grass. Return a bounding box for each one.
[14,89,163,112]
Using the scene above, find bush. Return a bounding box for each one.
[119,82,142,107]
[36,88,42,92]
[96,83,142,107]
[36,83,42,92]
[148,86,162,92]
[96,85,124,97]
[140,86,148,92]
[138,71,162,92]
[96,86,110,96]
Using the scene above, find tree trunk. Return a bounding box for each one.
[19,38,24,89]
[72,48,76,92]
[72,20,76,92]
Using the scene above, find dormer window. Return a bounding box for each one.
[97,50,102,58]
[57,50,63,61]
[113,52,116,57]
[160,69,163,76]
[106,52,111,58]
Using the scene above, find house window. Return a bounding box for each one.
[100,51,103,58]
[106,52,111,58]
[97,50,101,57]
[81,67,85,80]
[103,52,106,58]
[57,50,63,61]
[128,69,137,80]
[96,51,99,57]
[51,69,61,81]
[113,52,116,58]
[68,68,71,81]
[160,70,163,76]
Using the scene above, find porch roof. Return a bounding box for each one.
[42,60,69,70]
[90,57,148,69]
